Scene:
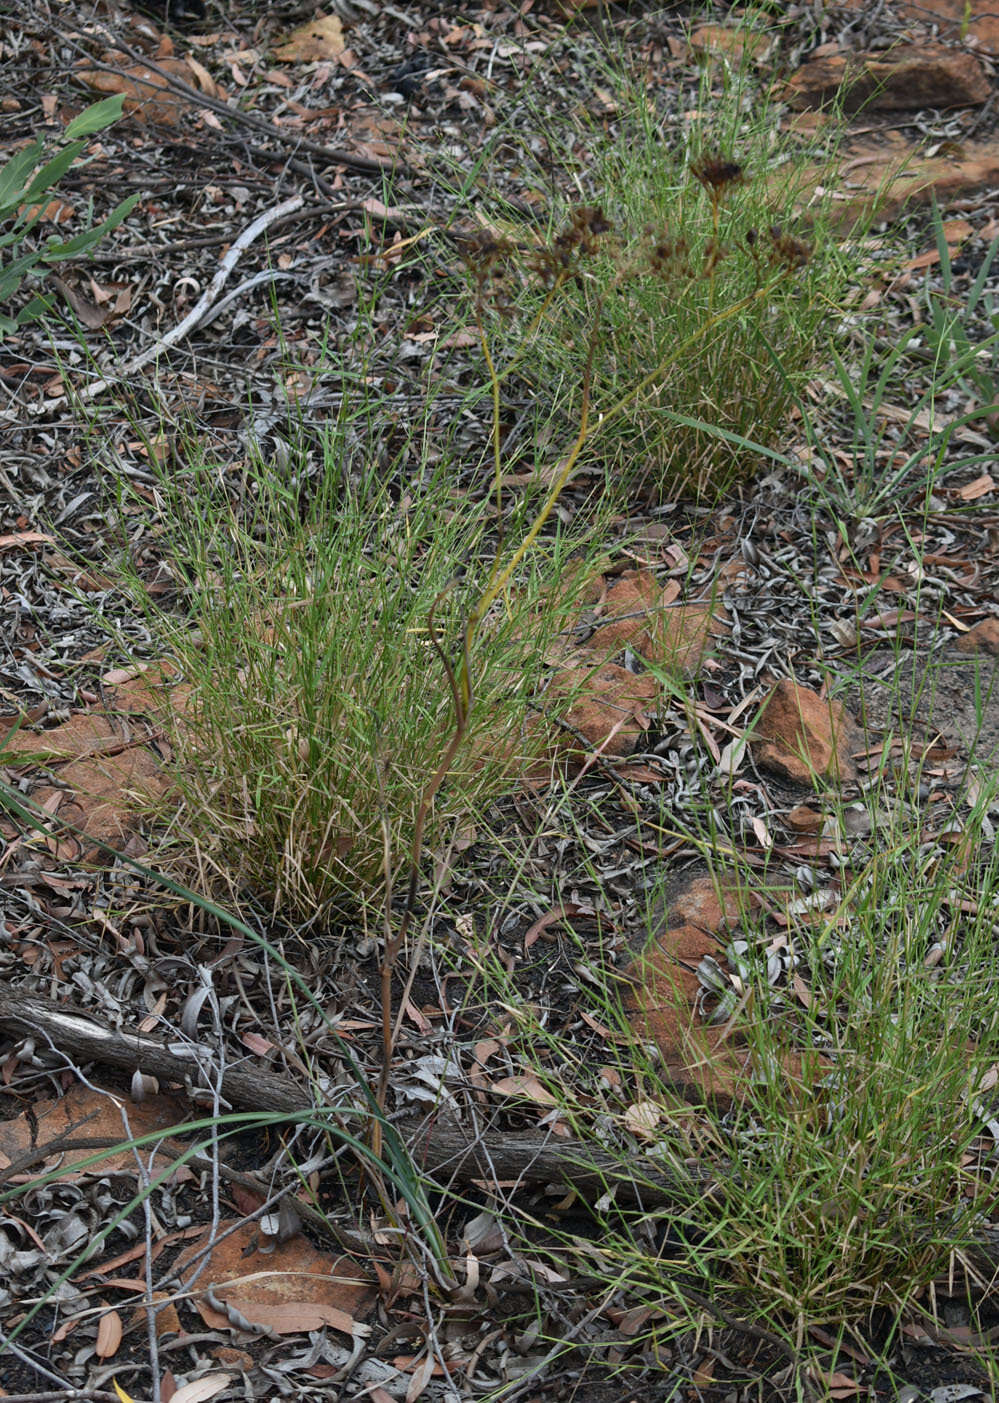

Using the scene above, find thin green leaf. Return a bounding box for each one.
[63,94,127,140]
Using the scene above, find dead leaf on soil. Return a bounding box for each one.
[490,1074,558,1106]
[95,1306,123,1359]
[173,1219,375,1336]
[273,14,346,62]
[47,275,132,331]
[77,56,208,125]
[0,530,52,551]
[0,1082,190,1180]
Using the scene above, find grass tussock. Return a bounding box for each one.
[118,436,588,921]
[464,76,853,504]
[558,782,999,1360]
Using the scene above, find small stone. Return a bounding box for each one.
[623,870,822,1107]
[837,0,999,55]
[787,804,824,833]
[688,24,774,64]
[786,134,999,230]
[785,43,990,112]
[955,618,999,656]
[592,570,727,674]
[751,679,863,787]
[552,662,659,757]
[624,873,748,1106]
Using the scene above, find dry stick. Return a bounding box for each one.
[60,26,395,178]
[374,269,790,1146]
[5,984,999,1280]
[16,194,305,419]
[0,982,707,1214]
[374,589,472,1149]
[0,1396,124,1403]
[372,277,602,1140]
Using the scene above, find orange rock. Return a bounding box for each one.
[589,570,727,673]
[837,0,999,56]
[688,23,774,64]
[553,662,659,757]
[786,803,825,834]
[751,679,863,786]
[955,618,999,656]
[624,874,747,1105]
[591,571,662,655]
[625,870,829,1109]
[786,134,999,230]
[0,663,186,859]
[785,43,990,112]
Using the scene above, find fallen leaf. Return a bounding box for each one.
[95,1307,123,1359]
[807,1370,863,1398]
[183,55,217,96]
[624,1101,662,1139]
[48,275,127,331]
[523,902,586,950]
[405,1354,436,1403]
[273,14,345,62]
[239,1031,275,1056]
[77,57,201,125]
[490,1074,558,1106]
[956,474,995,501]
[0,531,53,550]
[169,1376,231,1403]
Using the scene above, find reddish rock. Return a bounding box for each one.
[623,871,824,1107]
[955,618,999,656]
[786,804,825,834]
[552,662,659,757]
[785,43,990,112]
[688,23,774,64]
[903,0,999,54]
[751,679,863,786]
[591,570,728,673]
[790,135,999,230]
[838,0,999,57]
[534,565,729,768]
[591,571,662,655]
[624,873,749,1105]
[0,665,185,860]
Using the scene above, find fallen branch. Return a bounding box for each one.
[63,26,395,178]
[4,983,999,1282]
[0,983,706,1212]
[21,194,305,418]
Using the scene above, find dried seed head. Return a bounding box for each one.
[554,203,612,255]
[769,224,812,269]
[527,205,612,286]
[459,229,517,278]
[647,233,690,277]
[691,157,744,195]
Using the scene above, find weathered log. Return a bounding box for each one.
[3,983,999,1280]
[0,984,704,1211]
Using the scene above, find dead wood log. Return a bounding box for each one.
[3,983,999,1280]
[0,984,704,1211]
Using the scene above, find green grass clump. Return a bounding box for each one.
[118,433,582,921]
[472,80,851,504]
[585,788,999,1363]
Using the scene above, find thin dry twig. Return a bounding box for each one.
[10,195,305,419]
